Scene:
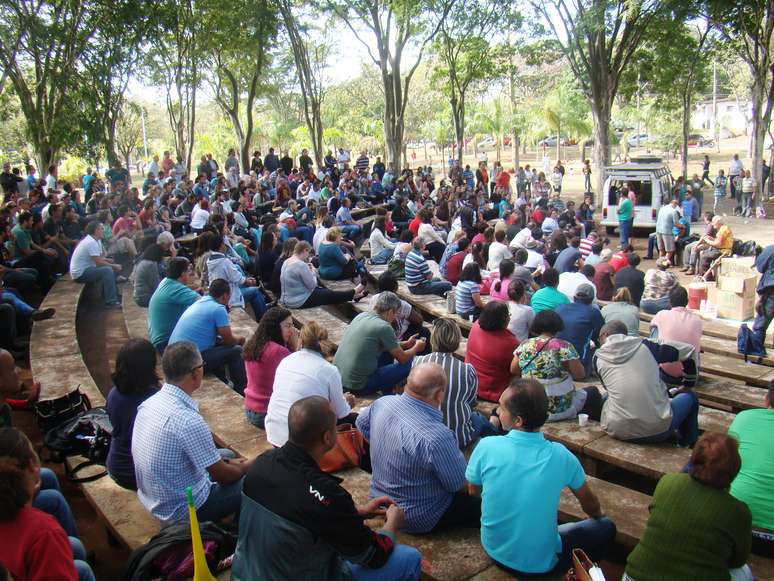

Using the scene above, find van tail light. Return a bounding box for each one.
[603,208,607,219]
[652,208,657,220]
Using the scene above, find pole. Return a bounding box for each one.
[636,71,641,147]
[712,60,719,152]
[141,106,149,160]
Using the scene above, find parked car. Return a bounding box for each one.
[477,136,497,150]
[687,133,713,147]
[537,135,567,147]
[627,133,650,147]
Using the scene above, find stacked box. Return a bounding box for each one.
[715,271,757,320]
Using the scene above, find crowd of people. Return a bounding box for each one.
[0,148,772,580]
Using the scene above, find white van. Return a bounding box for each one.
[600,156,674,234]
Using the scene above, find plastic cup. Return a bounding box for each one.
[578,413,589,427]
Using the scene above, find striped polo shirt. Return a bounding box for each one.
[456,280,480,315]
[405,249,430,287]
[413,352,479,448]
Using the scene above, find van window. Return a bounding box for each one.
[607,179,653,206]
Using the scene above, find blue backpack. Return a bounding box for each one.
[737,323,766,361]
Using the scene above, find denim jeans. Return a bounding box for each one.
[340,224,362,240]
[409,279,453,297]
[245,408,266,429]
[70,536,96,581]
[75,265,119,304]
[629,391,699,447]
[619,219,631,248]
[359,358,413,395]
[470,411,501,438]
[370,248,394,265]
[240,285,267,320]
[34,467,79,538]
[640,295,670,315]
[1,289,34,315]
[201,344,247,395]
[197,450,244,523]
[646,233,657,259]
[752,289,774,350]
[347,544,422,580]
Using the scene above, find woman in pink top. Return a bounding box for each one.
[243,306,299,428]
[489,259,515,301]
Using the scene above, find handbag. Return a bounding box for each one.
[34,386,91,434]
[318,423,365,473]
[563,548,606,581]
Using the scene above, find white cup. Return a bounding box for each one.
[578,413,589,427]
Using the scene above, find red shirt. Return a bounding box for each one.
[609,252,628,272]
[446,251,466,285]
[496,171,511,189]
[0,506,77,581]
[465,321,519,402]
[593,261,616,301]
[408,216,422,236]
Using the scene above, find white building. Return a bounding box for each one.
[692,97,751,138]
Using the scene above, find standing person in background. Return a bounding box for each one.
[750,244,774,353]
[617,190,633,249]
[714,170,727,213]
[702,154,714,186]
[741,170,755,218]
[583,159,592,193]
[729,153,743,200]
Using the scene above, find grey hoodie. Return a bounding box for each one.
[595,334,695,441]
[207,251,245,308]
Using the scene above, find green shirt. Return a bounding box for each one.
[11,224,31,260]
[333,312,399,391]
[626,473,751,581]
[529,286,570,314]
[729,408,774,531]
[147,278,201,348]
[618,198,633,222]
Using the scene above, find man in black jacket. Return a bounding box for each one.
[232,396,422,580]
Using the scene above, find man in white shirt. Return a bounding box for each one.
[45,165,57,193]
[558,265,597,302]
[337,148,350,171]
[487,230,513,271]
[148,155,160,178]
[69,220,122,306]
[510,226,534,249]
[729,154,744,198]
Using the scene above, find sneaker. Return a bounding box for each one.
[30,307,56,321]
[116,275,128,283]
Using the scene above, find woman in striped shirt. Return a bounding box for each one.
[456,263,485,321]
[413,318,499,448]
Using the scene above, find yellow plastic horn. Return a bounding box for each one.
[186,486,217,581]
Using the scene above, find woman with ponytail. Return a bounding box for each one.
[0,428,95,580]
[489,259,516,301]
[264,321,356,447]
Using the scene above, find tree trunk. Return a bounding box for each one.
[591,99,612,195]
[681,92,691,179]
[512,134,519,168]
[555,125,561,164]
[451,95,465,163]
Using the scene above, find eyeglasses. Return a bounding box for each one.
[280,321,295,329]
[189,363,204,375]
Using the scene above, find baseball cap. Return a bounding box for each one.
[574,283,595,302]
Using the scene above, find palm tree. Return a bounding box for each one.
[473,98,511,162]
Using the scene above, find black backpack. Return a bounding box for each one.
[43,407,113,482]
[732,239,762,257]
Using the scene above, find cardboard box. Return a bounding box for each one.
[717,272,757,295]
[715,289,756,321]
[720,257,756,276]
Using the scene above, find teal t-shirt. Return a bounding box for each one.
[466,430,585,574]
[11,224,32,260]
[333,312,399,391]
[167,295,228,352]
[617,197,633,222]
[148,278,201,348]
[318,242,348,280]
[530,286,570,314]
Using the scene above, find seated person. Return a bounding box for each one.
[206,236,267,321]
[465,301,520,402]
[0,428,96,581]
[650,286,703,385]
[557,264,597,302]
[356,363,481,534]
[148,257,200,352]
[132,243,164,307]
[467,379,615,577]
[640,258,679,314]
[371,271,429,344]
[456,263,485,320]
[530,268,569,313]
[729,385,774,557]
[444,237,470,285]
[69,220,122,307]
[625,433,753,581]
[335,197,361,240]
[168,279,247,395]
[318,227,365,282]
[280,241,366,309]
[233,396,422,580]
[614,252,645,306]
[333,292,426,395]
[592,249,616,301]
[601,287,640,336]
[132,341,254,523]
[594,321,699,447]
[405,238,453,297]
[555,284,604,373]
[106,339,160,490]
[368,216,396,265]
[414,317,498,448]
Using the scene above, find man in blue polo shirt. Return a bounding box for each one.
[168,279,247,394]
[466,378,615,576]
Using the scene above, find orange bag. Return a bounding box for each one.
[318,423,365,473]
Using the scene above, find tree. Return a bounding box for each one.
[542,74,591,161]
[0,0,110,173]
[473,98,513,162]
[712,0,774,194]
[535,0,664,193]
[115,102,144,175]
[277,1,330,169]
[147,0,200,174]
[433,0,518,162]
[326,0,453,174]
[201,0,276,173]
